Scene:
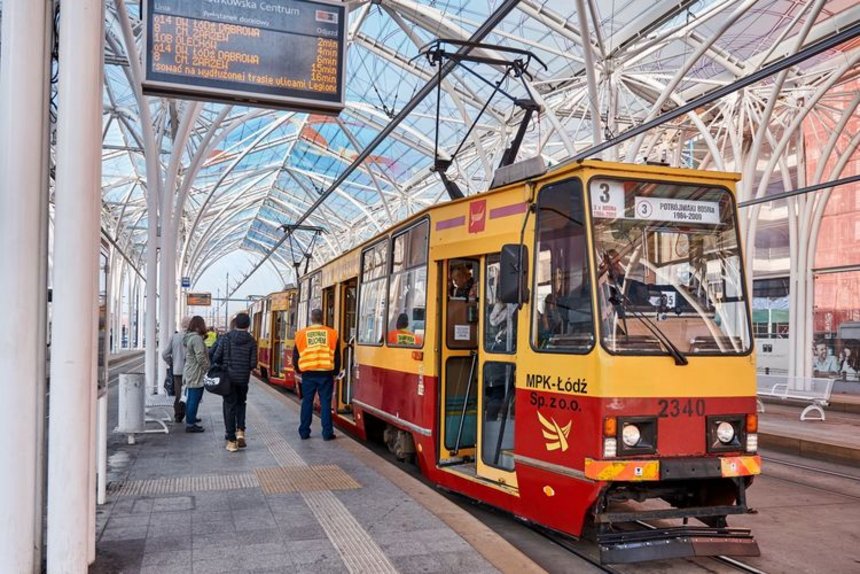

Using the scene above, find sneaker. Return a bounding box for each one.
[185,425,205,433]
[236,430,247,448]
[225,440,239,452]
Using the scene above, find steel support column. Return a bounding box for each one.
[0,1,52,572]
[46,0,104,570]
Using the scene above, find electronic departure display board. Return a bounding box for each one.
[142,0,346,113]
[187,292,212,306]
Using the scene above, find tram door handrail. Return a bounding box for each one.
[452,350,478,456]
[345,335,355,404]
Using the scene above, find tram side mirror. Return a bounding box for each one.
[499,244,529,305]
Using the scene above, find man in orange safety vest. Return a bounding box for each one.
[293,308,341,440]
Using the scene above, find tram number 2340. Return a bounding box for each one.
[657,398,706,418]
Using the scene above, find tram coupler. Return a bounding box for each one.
[597,526,760,564]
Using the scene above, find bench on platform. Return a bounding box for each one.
[144,392,174,434]
[756,374,834,421]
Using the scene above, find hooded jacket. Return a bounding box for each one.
[212,329,258,386]
[183,332,210,388]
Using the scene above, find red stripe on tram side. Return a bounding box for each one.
[435,216,466,231]
[490,202,528,219]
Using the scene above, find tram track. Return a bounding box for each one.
[523,523,623,573]
[264,379,772,573]
[758,453,860,503]
[630,520,768,574]
[761,455,860,483]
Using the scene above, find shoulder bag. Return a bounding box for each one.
[204,337,232,396]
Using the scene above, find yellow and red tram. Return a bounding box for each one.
[293,159,760,563]
[251,289,299,391]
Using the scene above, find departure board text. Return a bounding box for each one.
[143,0,346,113]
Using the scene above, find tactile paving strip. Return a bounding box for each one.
[255,465,360,494]
[107,472,258,497]
[248,400,398,574]
[254,427,305,467]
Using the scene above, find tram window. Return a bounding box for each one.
[308,273,322,324]
[261,299,271,340]
[590,179,750,355]
[485,254,517,354]
[297,277,310,330]
[287,310,296,339]
[358,240,388,345]
[482,362,515,471]
[447,259,479,349]
[531,179,595,353]
[286,292,297,339]
[387,221,428,348]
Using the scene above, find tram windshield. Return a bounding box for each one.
[589,178,751,356]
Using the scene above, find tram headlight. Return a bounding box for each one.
[621,424,641,447]
[616,417,657,455]
[716,421,735,444]
[707,415,743,452]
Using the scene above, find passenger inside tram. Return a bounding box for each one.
[387,312,423,346]
[450,264,477,299]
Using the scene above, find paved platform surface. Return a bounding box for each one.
[759,393,860,466]
[92,379,542,574]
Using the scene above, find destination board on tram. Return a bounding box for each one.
[142,0,346,113]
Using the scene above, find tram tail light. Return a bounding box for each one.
[746,414,758,433]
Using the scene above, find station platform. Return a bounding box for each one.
[92,378,543,574]
[758,392,860,466]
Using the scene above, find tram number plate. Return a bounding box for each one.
[657,398,705,418]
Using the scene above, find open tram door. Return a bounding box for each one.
[336,278,357,415]
[437,256,518,490]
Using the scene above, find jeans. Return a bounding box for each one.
[172,375,185,421]
[299,373,334,439]
[185,387,204,428]
[223,383,248,441]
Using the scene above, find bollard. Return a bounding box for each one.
[116,372,145,443]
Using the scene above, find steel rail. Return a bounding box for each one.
[633,520,769,574]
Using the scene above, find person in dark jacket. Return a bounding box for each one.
[213,312,258,452]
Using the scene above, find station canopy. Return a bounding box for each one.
[49,0,860,290]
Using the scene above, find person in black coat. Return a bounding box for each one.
[213,312,258,452]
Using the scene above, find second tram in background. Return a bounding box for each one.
[250,289,299,392]
[289,158,761,564]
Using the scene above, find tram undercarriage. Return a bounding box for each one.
[595,475,759,563]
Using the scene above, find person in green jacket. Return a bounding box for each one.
[183,316,210,433]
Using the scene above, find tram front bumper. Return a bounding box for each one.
[584,455,761,482]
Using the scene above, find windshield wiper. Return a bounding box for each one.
[608,288,689,366]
